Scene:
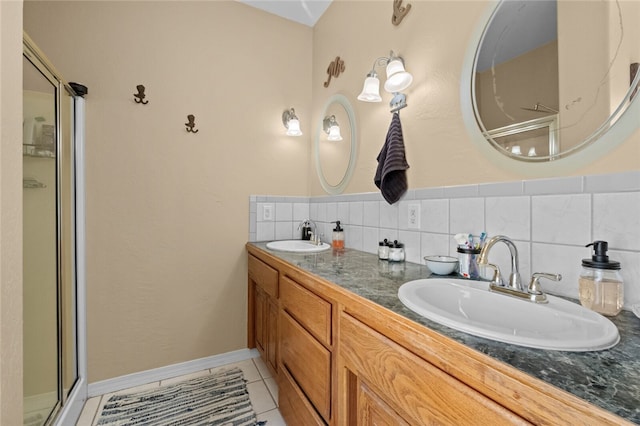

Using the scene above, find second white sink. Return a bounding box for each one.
[398,278,619,351]
[266,240,331,253]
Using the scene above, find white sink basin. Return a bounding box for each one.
[266,240,331,253]
[398,278,619,351]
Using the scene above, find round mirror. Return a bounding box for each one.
[315,94,357,194]
[462,0,640,168]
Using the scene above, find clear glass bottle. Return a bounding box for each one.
[579,241,623,316]
[331,221,344,250]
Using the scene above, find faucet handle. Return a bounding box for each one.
[483,263,503,286]
[528,272,562,295]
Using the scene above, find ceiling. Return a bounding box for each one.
[237,0,333,27]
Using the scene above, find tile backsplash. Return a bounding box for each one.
[249,171,640,310]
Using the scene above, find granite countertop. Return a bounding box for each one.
[249,242,640,424]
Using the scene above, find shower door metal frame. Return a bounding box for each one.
[23,32,88,426]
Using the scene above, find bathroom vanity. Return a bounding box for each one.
[246,242,639,425]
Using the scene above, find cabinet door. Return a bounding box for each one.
[340,313,530,425]
[267,296,278,373]
[254,287,267,356]
[359,381,410,426]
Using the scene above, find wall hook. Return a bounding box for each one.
[185,114,199,133]
[392,0,412,26]
[134,84,149,104]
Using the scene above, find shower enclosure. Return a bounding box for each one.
[23,34,87,425]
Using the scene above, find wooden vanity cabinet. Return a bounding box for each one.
[246,245,631,426]
[247,254,279,375]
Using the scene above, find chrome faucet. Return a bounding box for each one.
[477,235,561,303]
[298,219,322,245]
[477,235,523,291]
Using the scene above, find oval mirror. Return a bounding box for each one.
[315,94,357,194]
[462,0,640,167]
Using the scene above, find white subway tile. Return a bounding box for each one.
[275,222,293,240]
[585,171,640,193]
[486,196,530,240]
[256,222,275,242]
[531,243,584,300]
[524,176,583,195]
[275,203,292,221]
[326,203,338,222]
[398,230,421,264]
[346,225,364,251]
[450,198,484,235]
[445,184,478,198]
[532,194,590,245]
[479,181,524,197]
[593,192,640,251]
[293,203,309,222]
[380,202,399,229]
[420,233,451,260]
[362,227,380,254]
[363,201,380,227]
[338,202,350,224]
[420,199,448,233]
[349,201,364,226]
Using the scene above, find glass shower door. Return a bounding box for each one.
[23,38,79,426]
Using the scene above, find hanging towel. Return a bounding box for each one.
[375,112,409,204]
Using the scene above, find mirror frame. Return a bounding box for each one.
[460,0,640,176]
[314,94,358,194]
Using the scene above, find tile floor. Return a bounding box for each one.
[76,357,286,425]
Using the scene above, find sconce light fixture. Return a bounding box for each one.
[282,108,302,136]
[357,51,413,102]
[323,115,343,141]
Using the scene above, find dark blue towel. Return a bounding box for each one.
[375,112,409,204]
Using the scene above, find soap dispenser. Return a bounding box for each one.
[579,241,624,316]
[331,221,344,250]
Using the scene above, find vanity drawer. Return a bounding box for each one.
[248,254,278,298]
[280,310,331,422]
[280,275,332,346]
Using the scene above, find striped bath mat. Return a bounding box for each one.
[95,367,265,426]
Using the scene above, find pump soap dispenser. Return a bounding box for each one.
[331,221,344,250]
[579,241,624,316]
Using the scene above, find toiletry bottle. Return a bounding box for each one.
[388,240,405,262]
[579,241,624,316]
[378,239,390,260]
[331,221,344,250]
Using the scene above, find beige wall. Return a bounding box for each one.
[1,0,24,423]
[24,1,312,382]
[14,0,640,392]
[310,0,640,196]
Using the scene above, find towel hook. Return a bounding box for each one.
[392,0,412,26]
[390,93,407,113]
[134,84,149,104]
[185,114,199,133]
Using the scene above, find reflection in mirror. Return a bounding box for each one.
[473,0,640,162]
[315,94,357,194]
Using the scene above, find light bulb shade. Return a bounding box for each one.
[357,76,382,102]
[286,118,302,136]
[511,145,522,155]
[327,125,342,141]
[384,59,413,93]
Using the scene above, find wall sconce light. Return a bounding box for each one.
[282,108,302,136]
[323,115,343,141]
[357,51,413,102]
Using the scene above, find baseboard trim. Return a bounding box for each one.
[88,348,260,397]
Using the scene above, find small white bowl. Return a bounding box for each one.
[424,255,458,275]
